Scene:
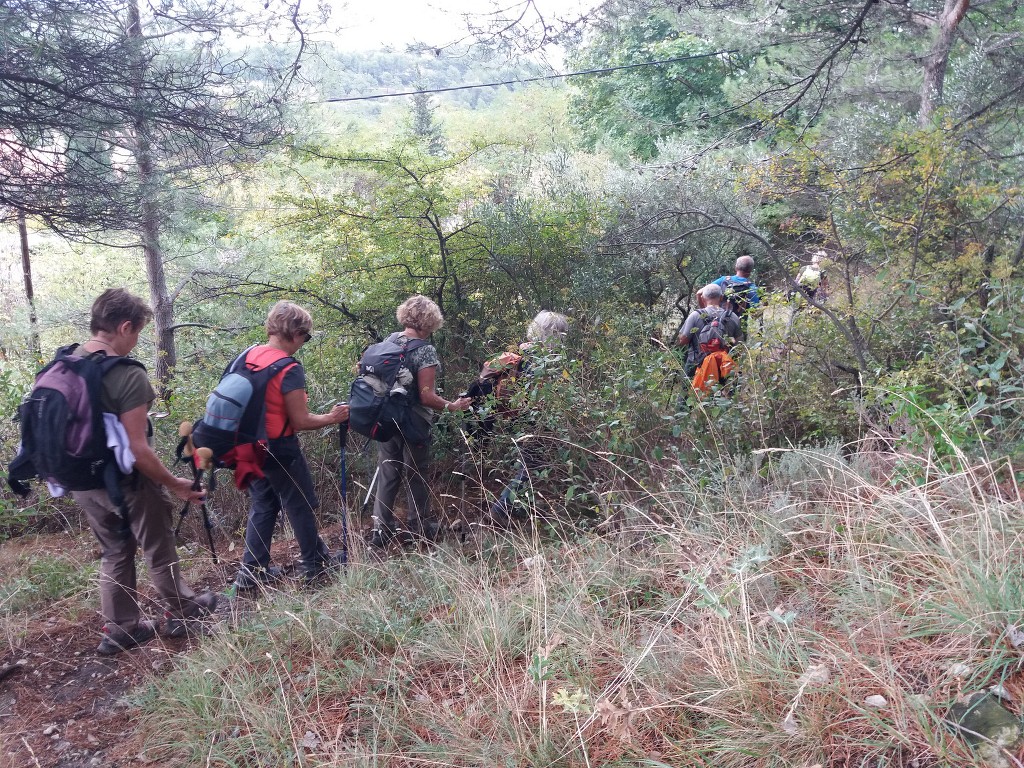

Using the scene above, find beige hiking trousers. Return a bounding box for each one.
[73,475,200,630]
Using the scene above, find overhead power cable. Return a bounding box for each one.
[322,49,740,103]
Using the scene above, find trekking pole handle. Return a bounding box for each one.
[178,421,195,458]
[194,447,213,477]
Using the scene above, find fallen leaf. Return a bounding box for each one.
[797,664,830,688]
[300,731,320,749]
[781,712,800,734]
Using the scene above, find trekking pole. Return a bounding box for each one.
[337,413,349,566]
[174,421,195,538]
[360,465,379,519]
[193,447,219,564]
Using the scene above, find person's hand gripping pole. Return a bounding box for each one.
[173,422,219,563]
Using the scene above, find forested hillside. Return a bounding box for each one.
[1,0,1023,765]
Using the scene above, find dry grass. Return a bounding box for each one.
[126,445,1024,767]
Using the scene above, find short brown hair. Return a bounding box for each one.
[90,289,153,334]
[265,301,313,341]
[396,295,444,335]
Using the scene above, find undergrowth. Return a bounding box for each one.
[128,447,1024,767]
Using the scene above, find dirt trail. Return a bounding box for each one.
[0,519,359,768]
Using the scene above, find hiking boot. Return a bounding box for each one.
[367,528,394,550]
[97,619,158,656]
[303,551,345,587]
[164,591,218,638]
[405,518,442,545]
[233,564,284,591]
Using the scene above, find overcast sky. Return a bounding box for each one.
[328,0,594,52]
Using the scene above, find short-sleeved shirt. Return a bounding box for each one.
[679,306,741,366]
[388,332,440,424]
[97,358,156,415]
[245,345,304,444]
[713,275,760,310]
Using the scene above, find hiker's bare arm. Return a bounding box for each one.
[120,405,204,503]
[283,389,348,431]
[417,365,472,412]
[678,313,699,346]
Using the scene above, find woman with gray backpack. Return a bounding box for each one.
[366,295,472,549]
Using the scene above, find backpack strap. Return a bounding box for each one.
[73,348,146,513]
[242,346,300,439]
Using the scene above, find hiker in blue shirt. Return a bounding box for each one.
[711,255,760,339]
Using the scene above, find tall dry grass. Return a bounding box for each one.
[129,445,1024,767]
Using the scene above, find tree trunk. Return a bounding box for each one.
[919,0,970,126]
[17,212,41,359]
[127,0,175,389]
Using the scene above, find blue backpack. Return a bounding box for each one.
[191,346,296,467]
[7,345,144,502]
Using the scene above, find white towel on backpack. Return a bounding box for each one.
[103,413,136,474]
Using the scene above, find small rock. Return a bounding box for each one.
[43,725,58,736]
[864,695,887,708]
[1007,624,1024,649]
[948,663,971,678]
[991,684,1012,701]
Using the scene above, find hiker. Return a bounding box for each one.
[796,251,829,303]
[709,255,760,338]
[485,310,569,525]
[678,282,741,387]
[232,301,349,590]
[368,295,473,549]
[70,289,217,654]
[466,310,569,427]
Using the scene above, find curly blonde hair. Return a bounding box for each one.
[396,295,444,335]
[265,300,313,341]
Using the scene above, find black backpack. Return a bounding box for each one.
[693,309,736,365]
[348,335,429,443]
[720,276,755,317]
[7,345,145,504]
[190,346,297,466]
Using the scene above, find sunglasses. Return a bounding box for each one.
[300,331,313,343]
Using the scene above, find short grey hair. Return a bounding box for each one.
[701,283,724,300]
[735,255,755,274]
[526,311,569,343]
